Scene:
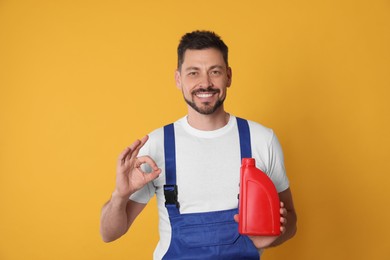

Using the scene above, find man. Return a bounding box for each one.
[100,30,297,259]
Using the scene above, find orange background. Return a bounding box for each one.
[1,1,389,259]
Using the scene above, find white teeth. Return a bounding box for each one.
[196,93,213,98]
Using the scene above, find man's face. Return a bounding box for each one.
[175,48,232,115]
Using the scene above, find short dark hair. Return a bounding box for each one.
[177,30,229,70]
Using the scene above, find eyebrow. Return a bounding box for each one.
[184,66,200,71]
[209,65,225,70]
[184,65,225,71]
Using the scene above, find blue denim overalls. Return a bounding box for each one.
[162,117,260,259]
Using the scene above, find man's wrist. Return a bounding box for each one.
[110,190,130,206]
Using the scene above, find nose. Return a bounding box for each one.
[198,73,213,88]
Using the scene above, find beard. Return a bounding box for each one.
[183,87,225,115]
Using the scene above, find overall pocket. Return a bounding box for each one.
[178,221,240,248]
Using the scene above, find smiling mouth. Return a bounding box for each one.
[196,93,214,98]
[192,87,220,98]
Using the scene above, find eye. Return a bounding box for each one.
[188,71,198,76]
[210,70,222,76]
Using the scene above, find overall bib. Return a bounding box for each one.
[162,117,260,260]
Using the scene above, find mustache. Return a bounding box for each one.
[192,87,220,95]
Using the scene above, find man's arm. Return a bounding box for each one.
[269,187,297,247]
[100,193,146,242]
[99,136,161,242]
[248,188,297,249]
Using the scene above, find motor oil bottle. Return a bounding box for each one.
[238,158,281,236]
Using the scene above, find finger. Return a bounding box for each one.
[140,135,149,144]
[142,167,162,183]
[134,155,161,182]
[280,216,287,226]
[118,147,132,164]
[233,214,239,223]
[130,135,149,160]
[136,155,160,171]
[135,158,161,182]
[125,139,142,161]
[280,207,287,217]
[279,201,287,216]
[280,225,286,234]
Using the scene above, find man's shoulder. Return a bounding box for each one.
[237,116,274,137]
[147,116,186,140]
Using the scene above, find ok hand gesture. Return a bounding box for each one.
[115,135,161,199]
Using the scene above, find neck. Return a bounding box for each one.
[187,107,230,131]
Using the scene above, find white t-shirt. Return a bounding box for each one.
[130,115,289,259]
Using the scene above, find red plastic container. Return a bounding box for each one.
[238,158,281,236]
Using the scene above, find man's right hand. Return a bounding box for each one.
[114,135,161,199]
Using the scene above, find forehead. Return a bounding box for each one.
[181,48,226,69]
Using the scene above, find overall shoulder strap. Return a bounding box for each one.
[236,117,252,159]
[163,123,180,215]
[164,123,176,185]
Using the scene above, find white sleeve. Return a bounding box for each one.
[129,181,156,204]
[267,131,290,193]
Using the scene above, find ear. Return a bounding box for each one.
[175,70,182,89]
[227,67,232,88]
